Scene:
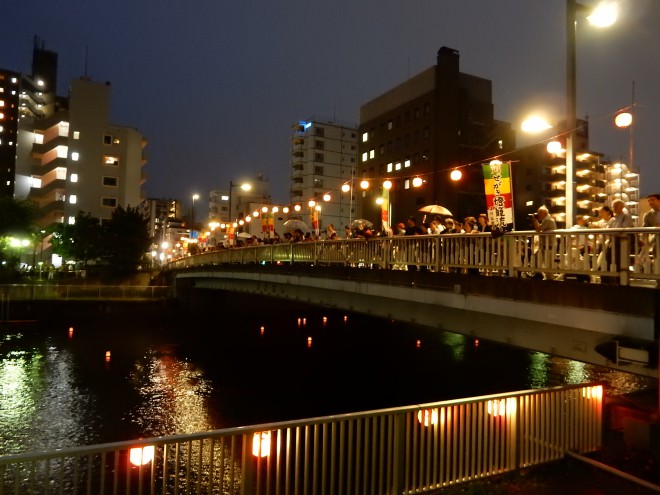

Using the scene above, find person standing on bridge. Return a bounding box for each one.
[642,193,660,227]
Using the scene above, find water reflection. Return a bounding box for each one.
[0,332,98,453]
[126,345,214,437]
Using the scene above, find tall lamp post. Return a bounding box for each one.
[565,0,617,227]
[228,181,252,224]
[191,194,199,240]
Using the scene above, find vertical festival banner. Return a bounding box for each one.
[482,161,513,227]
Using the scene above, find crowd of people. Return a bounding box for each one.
[205,193,659,251]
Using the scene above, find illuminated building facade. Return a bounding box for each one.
[290,117,358,232]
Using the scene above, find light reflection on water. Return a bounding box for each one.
[0,299,656,456]
[0,333,99,453]
[126,346,214,437]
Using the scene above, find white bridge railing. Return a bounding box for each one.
[168,228,660,286]
[0,384,602,495]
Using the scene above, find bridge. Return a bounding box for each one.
[164,228,660,379]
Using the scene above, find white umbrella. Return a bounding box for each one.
[283,219,309,231]
[237,232,252,239]
[419,204,453,216]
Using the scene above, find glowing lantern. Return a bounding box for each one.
[412,177,423,188]
[416,340,421,348]
[294,204,302,212]
[302,318,307,326]
[105,351,111,362]
[307,336,312,347]
[360,180,370,190]
[297,317,302,327]
[283,207,289,213]
[323,193,331,202]
[322,316,327,325]
[343,315,348,323]
[474,339,479,347]
[252,431,271,458]
[450,169,462,181]
[417,409,438,426]
[341,183,351,193]
[547,141,563,154]
[129,446,155,466]
[382,180,392,190]
[260,326,265,335]
[582,385,603,399]
[68,327,74,338]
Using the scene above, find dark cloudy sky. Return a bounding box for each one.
[2,0,658,206]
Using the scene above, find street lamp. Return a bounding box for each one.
[191,194,199,240]
[228,181,252,223]
[565,0,617,227]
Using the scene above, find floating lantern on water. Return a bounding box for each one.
[322,316,328,326]
[105,351,111,362]
[307,337,312,348]
[343,315,348,323]
[129,445,155,466]
[252,432,271,457]
[297,317,302,327]
[68,327,74,338]
[474,339,479,347]
[260,326,265,335]
[416,340,421,348]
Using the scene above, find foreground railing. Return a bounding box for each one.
[0,285,172,302]
[168,228,660,286]
[0,384,603,494]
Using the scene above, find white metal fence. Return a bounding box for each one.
[167,229,660,286]
[0,384,603,494]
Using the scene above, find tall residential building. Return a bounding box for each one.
[290,117,358,232]
[2,40,147,244]
[357,47,515,228]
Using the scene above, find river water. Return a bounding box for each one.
[0,292,654,456]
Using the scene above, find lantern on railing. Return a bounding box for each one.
[417,408,438,426]
[252,431,271,457]
[129,445,155,466]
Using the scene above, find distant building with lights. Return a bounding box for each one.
[290,117,358,232]
[357,46,515,228]
[1,38,147,261]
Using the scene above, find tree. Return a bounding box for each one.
[103,205,151,275]
[0,198,38,277]
[50,212,105,267]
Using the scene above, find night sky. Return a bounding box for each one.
[2,0,659,207]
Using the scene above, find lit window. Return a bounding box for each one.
[404,159,411,168]
[70,174,78,183]
[34,133,44,144]
[68,216,75,225]
[55,167,66,180]
[69,195,77,204]
[31,177,41,188]
[0,126,3,132]
[361,152,368,162]
[387,163,393,173]
[71,152,79,161]
[387,120,393,130]
[104,155,119,166]
[0,100,4,107]
[404,179,410,189]
[113,137,120,144]
[221,195,229,201]
[395,162,402,171]
[73,131,80,140]
[11,78,17,84]
[58,122,69,137]
[369,149,375,159]
[362,132,368,143]
[0,113,4,120]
